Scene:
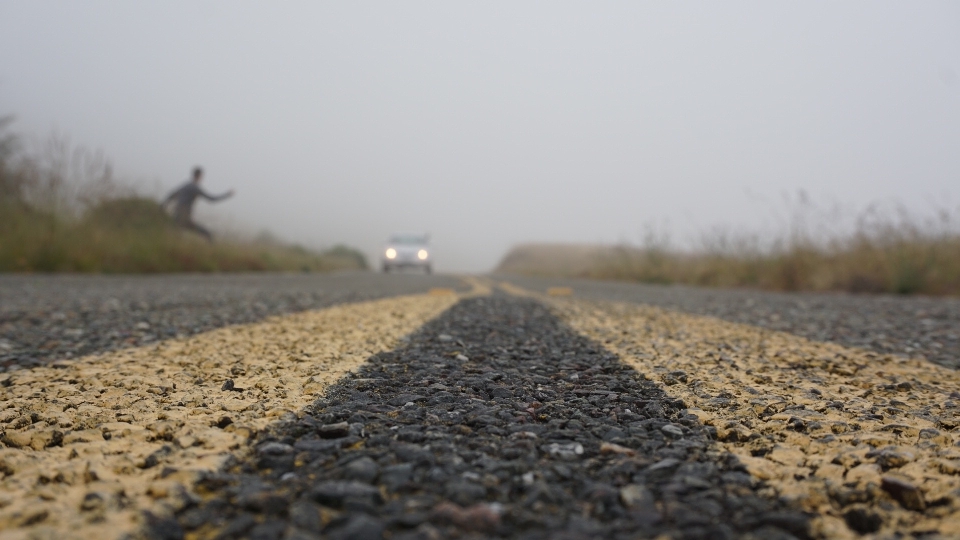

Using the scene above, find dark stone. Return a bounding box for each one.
[319,422,350,439]
[325,514,385,540]
[389,394,427,406]
[248,519,286,540]
[235,489,288,514]
[214,513,256,538]
[288,500,323,532]
[257,442,294,456]
[444,480,487,506]
[843,508,883,534]
[344,457,379,483]
[293,438,340,453]
[141,511,185,540]
[881,476,926,511]
[310,481,382,508]
[380,463,413,491]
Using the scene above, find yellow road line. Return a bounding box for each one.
[0,292,465,540]
[546,286,573,297]
[547,297,960,539]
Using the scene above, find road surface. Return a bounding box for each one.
[0,273,957,539]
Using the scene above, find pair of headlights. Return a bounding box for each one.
[385,248,428,260]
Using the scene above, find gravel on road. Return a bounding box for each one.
[4,275,958,539]
[549,295,960,539]
[0,272,467,371]
[495,275,960,370]
[0,292,462,539]
[166,296,810,540]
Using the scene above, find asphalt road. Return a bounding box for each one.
[0,273,957,539]
[495,274,960,370]
[0,272,468,370]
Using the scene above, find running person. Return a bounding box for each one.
[162,166,234,241]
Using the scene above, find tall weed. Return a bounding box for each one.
[498,198,960,296]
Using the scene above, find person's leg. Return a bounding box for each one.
[182,220,213,242]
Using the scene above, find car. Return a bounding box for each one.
[382,234,432,274]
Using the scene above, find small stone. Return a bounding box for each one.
[79,492,105,512]
[389,394,426,406]
[444,480,487,506]
[1,431,33,449]
[141,511,185,540]
[310,481,382,508]
[380,463,413,490]
[844,508,883,534]
[660,424,684,438]
[257,442,294,456]
[215,416,233,429]
[542,442,584,460]
[431,501,501,532]
[438,334,453,342]
[455,354,469,362]
[881,475,925,511]
[326,514,385,540]
[221,379,235,391]
[318,422,350,439]
[600,442,636,456]
[620,484,654,508]
[647,458,681,472]
[874,449,914,470]
[344,457,379,483]
[938,459,960,475]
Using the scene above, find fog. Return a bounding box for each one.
[1,2,958,272]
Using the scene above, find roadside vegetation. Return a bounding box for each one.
[499,201,960,296]
[0,118,367,273]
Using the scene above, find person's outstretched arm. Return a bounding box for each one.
[198,188,234,202]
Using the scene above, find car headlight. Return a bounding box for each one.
[417,249,428,260]
[385,248,397,259]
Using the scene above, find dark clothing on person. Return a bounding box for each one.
[162,180,231,241]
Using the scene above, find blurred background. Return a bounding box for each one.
[1,2,958,293]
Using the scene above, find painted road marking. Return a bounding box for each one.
[546,287,573,297]
[544,297,960,539]
[0,293,463,540]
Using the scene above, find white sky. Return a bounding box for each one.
[1,2,958,272]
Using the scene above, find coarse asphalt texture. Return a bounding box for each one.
[2,273,958,539]
[0,273,468,370]
[157,294,808,540]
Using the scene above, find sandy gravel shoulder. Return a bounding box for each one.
[550,296,960,539]
[0,291,461,540]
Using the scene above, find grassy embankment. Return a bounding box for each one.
[498,211,960,296]
[0,120,367,273]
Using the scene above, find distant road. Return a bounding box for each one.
[496,273,960,370]
[0,271,468,370]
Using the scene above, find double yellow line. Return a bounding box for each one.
[3,276,956,539]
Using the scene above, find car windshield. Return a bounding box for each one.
[389,235,427,245]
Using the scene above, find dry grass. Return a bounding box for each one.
[497,209,960,296]
[0,120,367,273]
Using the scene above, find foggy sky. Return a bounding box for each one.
[1,2,958,272]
